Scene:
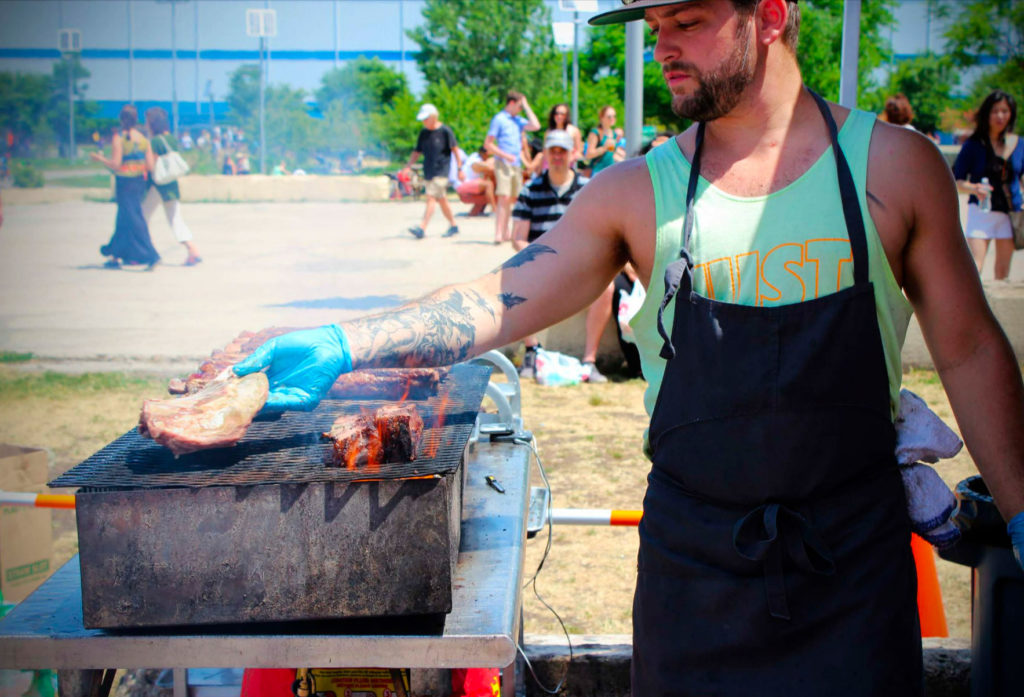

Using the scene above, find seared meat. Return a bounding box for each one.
[139,372,269,456]
[375,404,425,463]
[323,404,424,468]
[326,368,445,400]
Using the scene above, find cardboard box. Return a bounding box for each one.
[0,444,53,603]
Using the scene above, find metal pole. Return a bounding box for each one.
[259,36,266,174]
[127,1,134,103]
[195,0,200,118]
[333,0,339,68]
[625,20,643,158]
[68,59,75,161]
[399,0,405,77]
[171,0,179,133]
[571,11,579,127]
[561,51,567,99]
[264,0,271,83]
[838,0,861,108]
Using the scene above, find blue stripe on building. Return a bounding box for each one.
[0,48,413,61]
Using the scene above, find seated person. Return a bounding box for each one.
[456,147,496,217]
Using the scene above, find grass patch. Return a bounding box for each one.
[51,174,112,188]
[0,351,33,363]
[0,370,163,400]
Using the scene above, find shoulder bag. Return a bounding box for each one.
[152,135,190,185]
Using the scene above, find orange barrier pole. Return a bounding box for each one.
[550,508,948,638]
[0,491,76,509]
[911,533,948,637]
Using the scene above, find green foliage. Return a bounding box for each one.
[422,81,500,153]
[227,65,261,124]
[317,58,410,114]
[580,23,686,133]
[937,0,1024,103]
[408,0,562,102]
[12,160,44,188]
[47,57,105,153]
[797,0,897,102]
[367,91,420,161]
[0,370,160,400]
[0,351,33,363]
[862,53,961,135]
[0,72,54,155]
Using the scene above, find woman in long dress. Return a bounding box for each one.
[91,104,160,270]
[143,106,201,266]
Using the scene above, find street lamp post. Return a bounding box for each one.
[558,1,596,130]
[58,28,81,162]
[246,8,276,174]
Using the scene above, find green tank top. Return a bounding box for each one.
[631,108,913,448]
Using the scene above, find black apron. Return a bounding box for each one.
[632,92,922,696]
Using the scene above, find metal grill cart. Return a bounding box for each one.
[0,353,533,697]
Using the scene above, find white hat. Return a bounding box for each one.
[416,103,439,121]
[544,130,574,151]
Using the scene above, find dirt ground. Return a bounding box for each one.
[0,364,978,641]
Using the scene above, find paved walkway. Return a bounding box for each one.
[2,196,1022,374]
[0,198,511,373]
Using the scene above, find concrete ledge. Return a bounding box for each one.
[177,174,391,202]
[521,635,970,697]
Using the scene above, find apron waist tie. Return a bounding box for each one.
[732,503,836,620]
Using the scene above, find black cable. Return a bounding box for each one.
[513,437,573,695]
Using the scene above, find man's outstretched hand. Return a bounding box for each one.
[233,324,352,414]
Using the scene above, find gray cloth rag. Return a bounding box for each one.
[894,389,963,548]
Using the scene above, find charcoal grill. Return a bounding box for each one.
[51,362,494,629]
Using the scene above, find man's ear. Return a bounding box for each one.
[756,0,788,46]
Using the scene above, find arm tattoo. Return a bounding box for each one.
[345,287,498,368]
[499,292,527,310]
[491,244,557,273]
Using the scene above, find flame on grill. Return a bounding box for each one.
[424,391,452,459]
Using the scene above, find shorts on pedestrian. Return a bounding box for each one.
[494,159,522,199]
[425,176,449,199]
[965,204,1013,240]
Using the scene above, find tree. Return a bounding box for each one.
[796,0,897,103]
[937,0,1024,102]
[48,56,103,153]
[227,65,261,124]
[407,0,562,102]
[863,53,960,135]
[317,58,410,114]
[0,72,54,155]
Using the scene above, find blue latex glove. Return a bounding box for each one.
[1009,511,1024,572]
[232,324,352,414]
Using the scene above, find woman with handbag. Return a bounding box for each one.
[143,107,201,266]
[90,104,160,270]
[953,90,1024,280]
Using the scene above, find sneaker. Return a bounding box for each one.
[442,226,460,238]
[408,226,425,239]
[582,362,608,383]
[519,347,538,380]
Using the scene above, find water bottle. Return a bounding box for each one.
[979,177,992,212]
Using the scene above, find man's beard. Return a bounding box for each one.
[666,24,755,122]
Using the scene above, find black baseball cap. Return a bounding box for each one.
[589,0,797,27]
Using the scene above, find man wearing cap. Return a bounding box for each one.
[485,91,541,245]
[403,103,463,239]
[235,2,1024,693]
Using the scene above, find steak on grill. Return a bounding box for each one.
[326,368,445,400]
[139,371,270,456]
[323,404,424,468]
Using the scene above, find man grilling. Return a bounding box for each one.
[234,1,1024,693]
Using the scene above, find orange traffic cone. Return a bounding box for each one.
[911,533,948,637]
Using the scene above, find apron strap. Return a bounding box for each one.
[733,502,836,620]
[807,89,870,286]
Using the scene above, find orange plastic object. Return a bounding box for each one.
[912,533,948,637]
[609,510,643,526]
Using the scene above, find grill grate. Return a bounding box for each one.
[50,362,491,490]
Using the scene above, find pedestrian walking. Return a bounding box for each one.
[404,103,463,239]
[90,104,160,270]
[143,107,202,266]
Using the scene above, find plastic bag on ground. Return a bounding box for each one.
[534,348,587,386]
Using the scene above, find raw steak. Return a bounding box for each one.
[139,372,269,456]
